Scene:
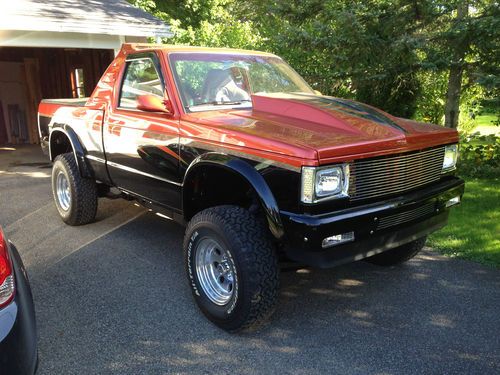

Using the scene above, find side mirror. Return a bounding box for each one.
[136,94,173,114]
[314,90,322,96]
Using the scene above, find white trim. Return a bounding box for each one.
[85,155,106,164]
[0,30,124,49]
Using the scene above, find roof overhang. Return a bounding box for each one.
[0,0,172,41]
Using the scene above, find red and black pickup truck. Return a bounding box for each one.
[38,43,464,331]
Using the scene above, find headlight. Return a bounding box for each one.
[316,168,343,197]
[442,144,458,172]
[301,164,349,203]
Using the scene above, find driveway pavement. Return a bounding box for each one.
[1,145,499,375]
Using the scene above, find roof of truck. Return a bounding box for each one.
[122,43,277,57]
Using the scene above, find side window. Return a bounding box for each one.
[119,58,164,109]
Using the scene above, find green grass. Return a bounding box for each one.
[428,178,500,267]
[472,114,499,135]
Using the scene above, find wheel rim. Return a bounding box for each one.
[195,237,236,306]
[56,171,71,211]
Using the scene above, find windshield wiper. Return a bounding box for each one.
[190,99,252,108]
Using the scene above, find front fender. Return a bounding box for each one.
[183,153,285,239]
[49,124,92,178]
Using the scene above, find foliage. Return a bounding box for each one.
[458,132,500,178]
[428,178,500,268]
[129,0,500,126]
[129,0,262,49]
[413,70,490,129]
[457,84,486,132]
[414,70,448,125]
[235,1,427,118]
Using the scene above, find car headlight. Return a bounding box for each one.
[301,164,349,203]
[442,144,458,172]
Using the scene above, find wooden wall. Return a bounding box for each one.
[0,47,114,144]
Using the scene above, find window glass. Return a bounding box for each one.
[119,58,164,109]
[170,53,314,112]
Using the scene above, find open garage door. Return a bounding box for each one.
[0,47,114,145]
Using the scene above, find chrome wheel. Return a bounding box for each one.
[195,237,236,306]
[56,171,71,211]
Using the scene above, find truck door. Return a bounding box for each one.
[103,52,182,210]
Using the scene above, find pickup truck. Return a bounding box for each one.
[38,43,464,332]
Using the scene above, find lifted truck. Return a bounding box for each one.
[38,44,464,331]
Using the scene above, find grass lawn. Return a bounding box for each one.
[428,178,500,268]
[472,113,499,135]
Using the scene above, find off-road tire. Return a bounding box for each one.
[184,205,279,332]
[365,237,427,266]
[51,153,97,226]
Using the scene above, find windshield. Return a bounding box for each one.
[169,52,315,112]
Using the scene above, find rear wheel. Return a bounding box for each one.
[365,237,427,266]
[51,153,97,226]
[184,205,279,332]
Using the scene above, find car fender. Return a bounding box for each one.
[183,153,285,239]
[49,124,92,178]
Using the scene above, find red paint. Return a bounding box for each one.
[136,95,171,113]
[0,226,15,308]
[39,43,459,169]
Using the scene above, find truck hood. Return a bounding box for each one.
[182,93,458,164]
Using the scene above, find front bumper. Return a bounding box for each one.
[0,243,38,375]
[281,177,465,268]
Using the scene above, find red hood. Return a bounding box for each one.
[181,93,458,166]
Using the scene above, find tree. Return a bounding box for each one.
[129,0,499,126]
[236,0,427,117]
[419,1,499,128]
[129,0,262,49]
[444,2,470,128]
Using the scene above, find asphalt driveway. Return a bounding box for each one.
[1,145,499,375]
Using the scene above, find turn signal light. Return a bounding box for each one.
[322,231,355,248]
[445,196,461,208]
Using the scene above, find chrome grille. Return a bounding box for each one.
[349,147,445,201]
[377,201,436,230]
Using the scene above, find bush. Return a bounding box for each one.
[458,132,500,178]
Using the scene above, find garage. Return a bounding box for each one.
[0,0,171,145]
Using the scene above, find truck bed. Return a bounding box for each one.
[38,98,93,154]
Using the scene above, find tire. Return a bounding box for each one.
[51,153,98,226]
[184,205,279,332]
[365,236,427,266]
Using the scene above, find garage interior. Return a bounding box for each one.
[0,0,171,147]
[0,47,114,145]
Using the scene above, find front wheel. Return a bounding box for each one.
[365,236,427,266]
[184,205,279,332]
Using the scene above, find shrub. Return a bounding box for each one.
[458,132,500,178]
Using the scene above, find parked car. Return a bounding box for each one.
[38,44,464,332]
[0,226,37,374]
